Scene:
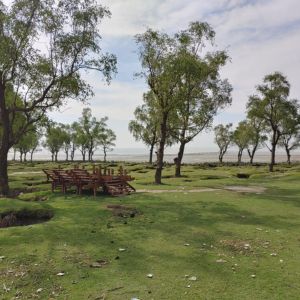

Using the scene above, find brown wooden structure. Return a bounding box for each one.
[43,165,135,196]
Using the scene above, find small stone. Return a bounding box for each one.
[187,285,191,288]
[56,272,65,276]
[188,276,197,281]
[0,256,5,260]
[184,243,190,246]
[279,259,283,263]
[118,248,126,252]
[147,273,153,278]
[251,274,256,278]
[270,253,277,256]
[36,288,43,293]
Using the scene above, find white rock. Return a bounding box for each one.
[279,259,283,263]
[0,256,5,260]
[184,243,190,246]
[270,253,277,256]
[147,273,153,278]
[187,285,191,288]
[36,288,43,293]
[56,272,65,276]
[251,274,256,278]
[118,248,126,252]
[188,276,197,281]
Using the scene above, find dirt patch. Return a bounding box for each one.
[107,205,140,218]
[220,239,253,254]
[224,186,266,193]
[0,209,54,228]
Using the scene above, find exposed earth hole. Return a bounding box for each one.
[0,209,54,228]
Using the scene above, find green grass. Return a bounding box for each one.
[1,161,300,299]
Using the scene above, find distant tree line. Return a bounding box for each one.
[12,108,116,163]
[214,72,300,171]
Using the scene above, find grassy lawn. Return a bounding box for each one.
[1,161,300,299]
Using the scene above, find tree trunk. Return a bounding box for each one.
[103,148,107,162]
[237,148,243,164]
[269,130,278,172]
[24,152,27,162]
[155,113,168,184]
[51,153,54,162]
[285,145,291,164]
[55,151,58,162]
[0,83,10,195]
[149,143,155,164]
[20,152,23,162]
[13,148,16,161]
[0,147,9,195]
[30,150,34,162]
[82,150,86,162]
[65,151,69,161]
[175,141,186,177]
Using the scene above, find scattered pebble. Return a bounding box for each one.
[147,273,153,278]
[279,259,284,263]
[251,274,256,278]
[56,272,65,276]
[0,256,5,260]
[187,285,191,288]
[36,288,43,293]
[188,276,197,281]
[184,243,190,246]
[270,253,277,256]
[118,248,126,252]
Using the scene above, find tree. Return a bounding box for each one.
[244,117,267,164]
[99,128,116,162]
[170,23,232,176]
[136,28,179,183]
[232,121,250,164]
[278,107,300,164]
[61,124,72,161]
[72,121,89,162]
[13,125,40,162]
[135,22,230,182]
[78,108,107,161]
[214,123,233,163]
[247,72,298,171]
[0,0,116,195]
[44,123,65,162]
[129,92,160,164]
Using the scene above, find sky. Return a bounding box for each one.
[48,0,300,153]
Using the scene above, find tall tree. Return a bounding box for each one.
[244,117,267,164]
[44,123,65,162]
[129,92,160,164]
[232,121,250,164]
[247,72,298,171]
[0,0,116,195]
[171,23,232,176]
[278,107,300,164]
[136,22,229,183]
[214,123,233,164]
[61,124,72,161]
[99,128,116,162]
[78,108,107,161]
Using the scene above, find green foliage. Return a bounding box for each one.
[247,72,299,169]
[214,123,233,163]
